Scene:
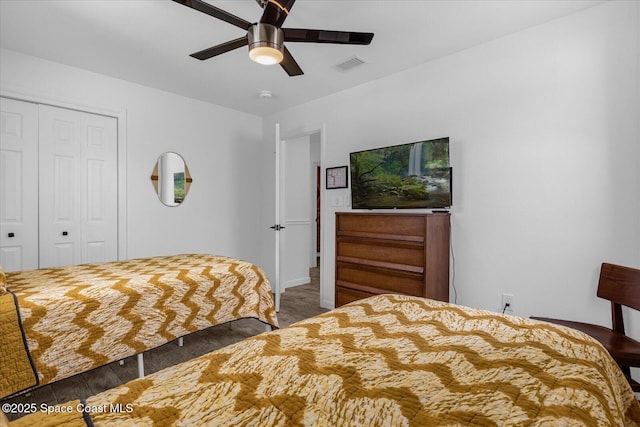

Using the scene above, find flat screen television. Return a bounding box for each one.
[350,137,451,209]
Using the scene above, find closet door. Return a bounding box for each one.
[82,111,118,264]
[38,105,117,268]
[0,98,39,272]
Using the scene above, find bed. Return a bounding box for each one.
[4,294,639,426]
[0,254,278,400]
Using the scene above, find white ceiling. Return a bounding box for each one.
[0,0,603,117]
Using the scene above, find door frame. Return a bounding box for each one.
[1,86,128,261]
[277,124,327,309]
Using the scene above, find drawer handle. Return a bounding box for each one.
[62,231,68,236]
[8,232,15,238]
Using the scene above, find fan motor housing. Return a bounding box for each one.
[248,23,284,56]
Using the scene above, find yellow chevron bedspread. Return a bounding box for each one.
[0,292,37,399]
[7,294,639,426]
[0,254,278,399]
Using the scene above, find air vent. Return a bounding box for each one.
[335,56,367,72]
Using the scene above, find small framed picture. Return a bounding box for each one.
[326,166,348,189]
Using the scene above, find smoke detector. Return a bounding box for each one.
[259,90,274,99]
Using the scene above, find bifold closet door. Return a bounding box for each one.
[0,97,39,272]
[38,104,118,268]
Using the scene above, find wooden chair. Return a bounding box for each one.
[531,263,640,393]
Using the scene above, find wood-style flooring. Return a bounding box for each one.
[3,264,325,421]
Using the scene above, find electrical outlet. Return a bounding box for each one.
[502,293,514,313]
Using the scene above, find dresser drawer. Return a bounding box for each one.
[336,263,424,296]
[336,286,376,307]
[336,213,426,236]
[337,239,424,267]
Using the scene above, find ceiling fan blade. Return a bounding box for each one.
[283,28,374,45]
[190,37,248,60]
[172,0,252,31]
[260,0,296,28]
[280,46,303,76]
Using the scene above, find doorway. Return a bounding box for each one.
[274,126,324,310]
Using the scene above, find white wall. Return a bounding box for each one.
[0,48,265,265]
[262,0,640,345]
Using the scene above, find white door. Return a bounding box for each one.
[82,110,118,264]
[272,123,283,311]
[38,105,118,268]
[273,124,324,311]
[281,135,312,290]
[0,97,39,272]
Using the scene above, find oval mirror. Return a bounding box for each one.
[151,152,192,206]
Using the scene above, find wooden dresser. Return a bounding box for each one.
[335,212,450,307]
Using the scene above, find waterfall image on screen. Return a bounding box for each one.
[350,137,450,209]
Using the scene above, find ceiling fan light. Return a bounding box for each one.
[248,23,284,66]
[250,46,283,65]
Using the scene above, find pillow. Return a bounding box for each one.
[0,264,6,295]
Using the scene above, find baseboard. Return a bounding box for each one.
[283,277,311,290]
[321,298,335,310]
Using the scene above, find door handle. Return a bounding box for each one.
[269,224,286,231]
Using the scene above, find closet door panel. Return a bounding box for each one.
[82,112,117,264]
[53,154,78,267]
[0,97,39,271]
[39,105,82,268]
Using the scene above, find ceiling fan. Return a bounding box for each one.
[172,0,374,76]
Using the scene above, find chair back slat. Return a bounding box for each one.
[610,302,625,334]
[596,263,640,311]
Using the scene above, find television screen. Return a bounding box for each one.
[350,137,451,209]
